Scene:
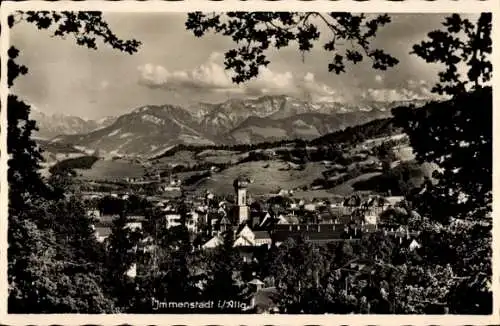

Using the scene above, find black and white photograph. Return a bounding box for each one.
[3,2,495,318]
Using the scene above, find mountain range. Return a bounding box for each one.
[31,108,116,139]
[45,95,429,157]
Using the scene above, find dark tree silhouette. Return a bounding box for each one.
[393,13,492,222]
[8,10,140,313]
[411,13,492,96]
[185,12,398,83]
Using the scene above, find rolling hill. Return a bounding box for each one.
[226,111,393,144]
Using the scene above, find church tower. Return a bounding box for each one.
[233,177,250,225]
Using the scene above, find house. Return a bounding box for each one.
[154,201,166,208]
[217,206,227,216]
[253,231,272,246]
[246,287,280,314]
[126,263,137,278]
[364,211,378,225]
[96,214,119,226]
[276,189,292,197]
[384,196,405,207]
[86,209,100,219]
[304,203,316,212]
[125,221,143,231]
[233,235,254,247]
[236,225,253,238]
[186,211,199,233]
[94,226,112,243]
[210,217,219,235]
[409,239,421,251]
[162,185,181,192]
[248,278,265,290]
[219,216,233,233]
[271,225,352,246]
[233,225,254,247]
[276,214,299,225]
[233,225,272,248]
[202,235,223,249]
[139,236,156,253]
[165,212,182,229]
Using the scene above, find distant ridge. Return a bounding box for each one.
[46,95,430,156]
[31,108,116,139]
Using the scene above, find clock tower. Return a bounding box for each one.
[233,177,250,225]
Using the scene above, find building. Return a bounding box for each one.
[233,225,272,248]
[92,214,145,242]
[234,176,250,225]
[165,212,182,229]
[94,226,112,243]
[186,210,199,233]
[202,235,224,249]
[86,209,100,219]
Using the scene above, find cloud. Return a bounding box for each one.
[137,52,446,104]
[361,80,443,102]
[138,52,235,91]
[99,80,109,90]
[137,52,345,102]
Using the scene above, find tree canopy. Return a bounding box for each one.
[186,12,398,83]
[393,13,492,222]
[7,10,141,313]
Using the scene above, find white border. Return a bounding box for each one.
[1,1,499,325]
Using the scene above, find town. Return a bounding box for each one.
[7,8,492,317]
[82,170,423,312]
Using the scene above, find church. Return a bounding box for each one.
[233,175,250,225]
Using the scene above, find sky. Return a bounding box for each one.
[10,12,472,120]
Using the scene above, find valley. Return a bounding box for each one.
[42,108,434,202]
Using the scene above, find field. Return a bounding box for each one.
[187,160,327,195]
[152,149,247,167]
[287,189,346,201]
[195,150,248,165]
[330,172,383,196]
[152,150,198,167]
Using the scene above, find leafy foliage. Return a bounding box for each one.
[411,13,491,96]
[394,88,492,221]
[202,231,246,312]
[392,14,492,223]
[8,200,115,313]
[186,12,398,83]
[9,11,141,54]
[8,10,140,313]
[352,161,424,196]
[7,48,50,210]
